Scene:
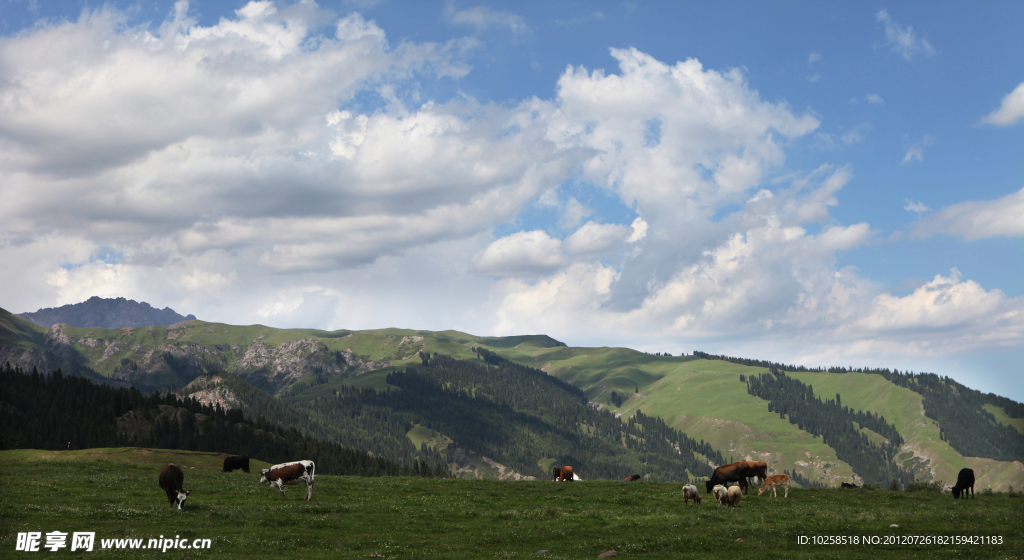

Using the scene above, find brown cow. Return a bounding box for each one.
[259,460,315,500]
[624,473,641,482]
[705,461,767,494]
[557,465,575,482]
[158,463,191,510]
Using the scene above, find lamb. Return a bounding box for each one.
[727,485,742,507]
[682,484,701,505]
[712,484,729,506]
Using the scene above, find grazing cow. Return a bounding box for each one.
[706,461,766,495]
[624,473,641,482]
[727,485,742,507]
[158,463,190,510]
[736,460,769,491]
[682,484,701,505]
[222,455,250,473]
[260,460,316,500]
[952,468,975,499]
[758,474,791,498]
[712,484,729,506]
[841,482,859,489]
[557,465,576,482]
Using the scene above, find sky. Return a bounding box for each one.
[1,1,1022,401]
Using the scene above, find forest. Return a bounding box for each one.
[744,369,915,485]
[0,363,435,478]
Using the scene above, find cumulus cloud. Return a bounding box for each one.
[472,230,565,276]
[909,187,1024,240]
[1,5,1019,392]
[980,82,1024,126]
[876,9,935,61]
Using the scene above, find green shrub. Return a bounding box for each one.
[889,478,901,491]
[981,487,994,496]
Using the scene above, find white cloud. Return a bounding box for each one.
[910,187,1024,240]
[808,52,821,64]
[903,199,930,213]
[876,9,935,61]
[980,82,1024,126]
[560,197,594,230]
[901,134,933,164]
[564,221,632,256]
[472,230,565,276]
[2,8,1019,397]
[444,2,527,36]
[814,123,870,150]
[865,94,884,104]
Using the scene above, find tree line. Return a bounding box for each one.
[0,362,439,478]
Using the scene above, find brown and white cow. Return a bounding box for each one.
[758,474,791,498]
[552,466,581,481]
[624,473,641,482]
[260,460,315,500]
[158,463,190,510]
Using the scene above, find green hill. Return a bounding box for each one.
[1,306,1021,489]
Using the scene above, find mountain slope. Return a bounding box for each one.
[1,305,1020,488]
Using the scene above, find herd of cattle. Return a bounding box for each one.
[158,455,317,510]
[158,456,978,510]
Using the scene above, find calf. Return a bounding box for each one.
[952,468,975,499]
[712,484,729,506]
[158,463,190,510]
[222,455,250,473]
[260,460,316,500]
[758,474,791,498]
[682,484,701,505]
[727,485,742,507]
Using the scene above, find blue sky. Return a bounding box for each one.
[1,1,1021,400]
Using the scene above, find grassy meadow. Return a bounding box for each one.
[2,448,1022,560]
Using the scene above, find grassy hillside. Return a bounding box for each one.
[2,307,1021,489]
[3,448,1022,560]
[500,346,1024,490]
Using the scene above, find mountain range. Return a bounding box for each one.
[18,296,196,329]
[1,297,1021,490]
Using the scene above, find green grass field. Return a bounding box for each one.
[2,449,1022,559]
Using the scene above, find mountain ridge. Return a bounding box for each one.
[18,296,196,329]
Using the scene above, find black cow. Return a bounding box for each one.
[841,482,859,489]
[222,455,250,473]
[952,468,975,499]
